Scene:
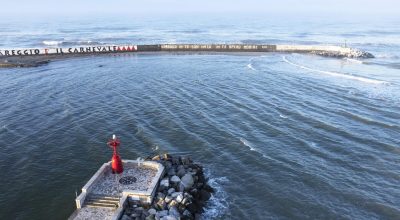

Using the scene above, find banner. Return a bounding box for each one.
[0,45,137,56]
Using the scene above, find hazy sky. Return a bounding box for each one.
[1,0,399,18]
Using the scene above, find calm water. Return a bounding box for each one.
[0,15,399,220]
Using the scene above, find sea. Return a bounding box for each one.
[0,14,399,220]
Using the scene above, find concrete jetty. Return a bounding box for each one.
[70,154,214,220]
[0,44,374,68]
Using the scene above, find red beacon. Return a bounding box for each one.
[107,134,124,174]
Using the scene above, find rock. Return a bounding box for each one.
[135,207,144,214]
[167,199,178,209]
[182,209,193,219]
[162,153,171,160]
[164,161,172,169]
[145,215,155,220]
[189,188,198,199]
[176,193,184,203]
[167,188,175,195]
[176,167,186,178]
[160,178,169,190]
[167,168,176,176]
[121,214,132,220]
[148,208,157,215]
[194,214,201,220]
[157,192,166,200]
[203,184,214,193]
[169,206,180,219]
[181,157,192,165]
[170,175,180,184]
[186,203,199,214]
[161,216,177,220]
[200,189,211,201]
[171,192,182,199]
[181,174,194,189]
[157,210,169,218]
[172,157,180,165]
[178,182,185,192]
[155,198,167,210]
[152,155,161,161]
[181,197,190,206]
[177,203,186,213]
[164,195,173,203]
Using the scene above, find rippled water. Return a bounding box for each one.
[0,15,399,219]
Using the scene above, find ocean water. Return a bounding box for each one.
[0,15,399,219]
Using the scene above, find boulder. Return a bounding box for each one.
[121,215,132,220]
[167,199,178,209]
[145,215,155,220]
[200,189,211,201]
[170,175,180,184]
[164,195,173,203]
[171,192,182,199]
[178,182,185,192]
[155,199,167,210]
[181,174,194,189]
[164,161,172,169]
[186,203,199,214]
[148,208,157,215]
[182,209,193,219]
[161,216,178,220]
[160,178,169,190]
[134,207,144,215]
[203,184,214,193]
[152,155,161,161]
[176,193,184,203]
[157,210,169,218]
[157,192,166,200]
[172,157,180,165]
[167,188,175,195]
[168,206,180,219]
[167,168,176,176]
[176,167,186,178]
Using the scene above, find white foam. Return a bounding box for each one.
[240,138,269,159]
[202,169,229,219]
[282,56,389,85]
[151,145,159,151]
[42,40,63,46]
[345,58,364,64]
[247,57,257,71]
[240,138,255,151]
[247,63,256,71]
[375,53,399,59]
[279,114,288,119]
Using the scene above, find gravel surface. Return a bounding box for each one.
[91,164,157,196]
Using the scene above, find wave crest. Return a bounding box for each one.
[282,56,389,85]
[42,40,104,46]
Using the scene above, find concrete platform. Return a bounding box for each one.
[72,160,165,220]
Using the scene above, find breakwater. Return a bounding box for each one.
[0,44,374,67]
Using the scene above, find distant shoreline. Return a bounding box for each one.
[0,44,374,68]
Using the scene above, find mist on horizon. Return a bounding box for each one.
[1,0,399,19]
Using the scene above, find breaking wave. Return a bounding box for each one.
[42,40,104,46]
[240,138,268,158]
[247,63,256,71]
[282,56,389,85]
[344,58,364,64]
[202,169,229,219]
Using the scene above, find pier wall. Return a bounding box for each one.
[0,44,369,57]
[0,44,374,67]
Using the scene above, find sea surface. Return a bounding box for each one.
[0,15,399,220]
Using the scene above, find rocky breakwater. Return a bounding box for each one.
[275,45,374,58]
[311,48,375,58]
[121,154,214,220]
